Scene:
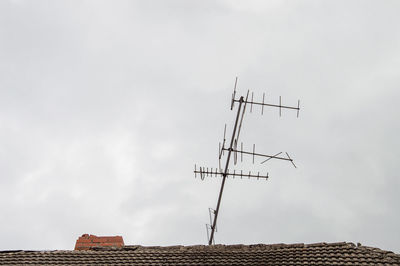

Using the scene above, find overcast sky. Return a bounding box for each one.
[1,0,400,253]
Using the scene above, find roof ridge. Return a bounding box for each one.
[356,244,400,260]
[115,241,357,251]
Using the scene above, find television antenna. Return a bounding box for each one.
[194,77,300,245]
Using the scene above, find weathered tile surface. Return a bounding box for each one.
[1,242,399,265]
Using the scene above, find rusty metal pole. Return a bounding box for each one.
[208,96,244,245]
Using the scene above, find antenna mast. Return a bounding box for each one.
[194,77,300,245]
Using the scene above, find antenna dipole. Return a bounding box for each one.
[195,77,300,245]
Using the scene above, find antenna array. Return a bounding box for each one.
[195,77,300,245]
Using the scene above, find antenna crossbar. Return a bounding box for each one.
[194,167,269,180]
[221,147,293,163]
[233,98,299,111]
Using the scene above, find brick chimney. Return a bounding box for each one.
[74,234,124,250]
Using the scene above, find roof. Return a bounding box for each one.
[1,242,399,265]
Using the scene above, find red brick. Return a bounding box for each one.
[74,234,124,250]
[77,238,92,243]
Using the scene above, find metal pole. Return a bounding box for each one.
[208,96,244,245]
